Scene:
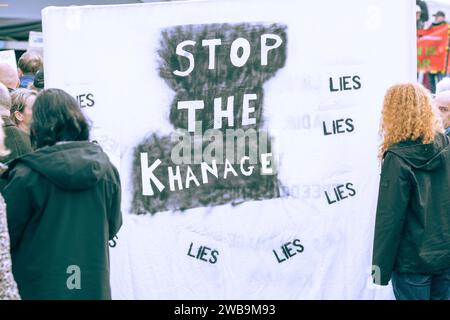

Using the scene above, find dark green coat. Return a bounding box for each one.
[372,133,450,285]
[3,141,122,299]
[0,116,32,191]
[0,116,32,164]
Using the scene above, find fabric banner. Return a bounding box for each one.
[417,24,449,73]
[42,0,416,299]
[0,49,17,70]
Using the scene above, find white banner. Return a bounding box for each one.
[0,49,17,70]
[42,0,416,299]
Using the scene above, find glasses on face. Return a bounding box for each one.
[438,105,450,113]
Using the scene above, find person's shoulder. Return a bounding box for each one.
[3,123,24,137]
[7,159,36,180]
[382,149,411,172]
[103,160,120,184]
[383,150,403,163]
[2,118,16,130]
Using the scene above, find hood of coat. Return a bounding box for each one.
[386,132,449,171]
[8,141,111,191]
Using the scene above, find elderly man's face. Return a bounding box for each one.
[438,104,450,129]
[435,15,446,23]
[434,91,450,129]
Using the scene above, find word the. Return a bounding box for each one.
[178,94,258,132]
[187,242,219,264]
[323,118,354,136]
[273,239,304,263]
[325,183,356,205]
[329,75,361,92]
[174,34,283,77]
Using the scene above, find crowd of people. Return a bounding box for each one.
[0,2,449,300]
[416,0,449,93]
[0,51,122,300]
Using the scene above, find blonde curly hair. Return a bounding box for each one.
[379,83,443,159]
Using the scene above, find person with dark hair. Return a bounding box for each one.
[417,0,429,25]
[2,88,122,299]
[30,69,44,91]
[17,52,43,89]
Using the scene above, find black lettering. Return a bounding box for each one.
[77,94,86,108]
[199,246,209,262]
[323,118,354,136]
[281,244,289,259]
[284,242,295,258]
[322,121,332,136]
[329,77,339,92]
[334,187,341,201]
[273,249,286,263]
[86,93,95,107]
[325,190,337,205]
[342,76,351,90]
[187,242,196,258]
[347,183,356,197]
[293,239,304,253]
[209,250,219,264]
[335,119,345,133]
[353,75,361,90]
[196,246,202,259]
[345,118,354,132]
[337,184,347,200]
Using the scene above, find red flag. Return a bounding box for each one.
[417,24,449,73]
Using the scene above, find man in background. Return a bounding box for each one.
[429,10,447,29]
[425,11,448,93]
[17,52,43,89]
[0,63,19,93]
[434,91,450,136]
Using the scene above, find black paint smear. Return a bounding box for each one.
[132,23,287,214]
[159,23,287,131]
[132,133,281,214]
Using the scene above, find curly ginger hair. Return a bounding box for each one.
[379,83,443,159]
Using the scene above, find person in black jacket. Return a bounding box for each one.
[372,83,450,300]
[2,88,122,300]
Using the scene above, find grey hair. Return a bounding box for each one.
[10,88,37,124]
[436,77,450,94]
